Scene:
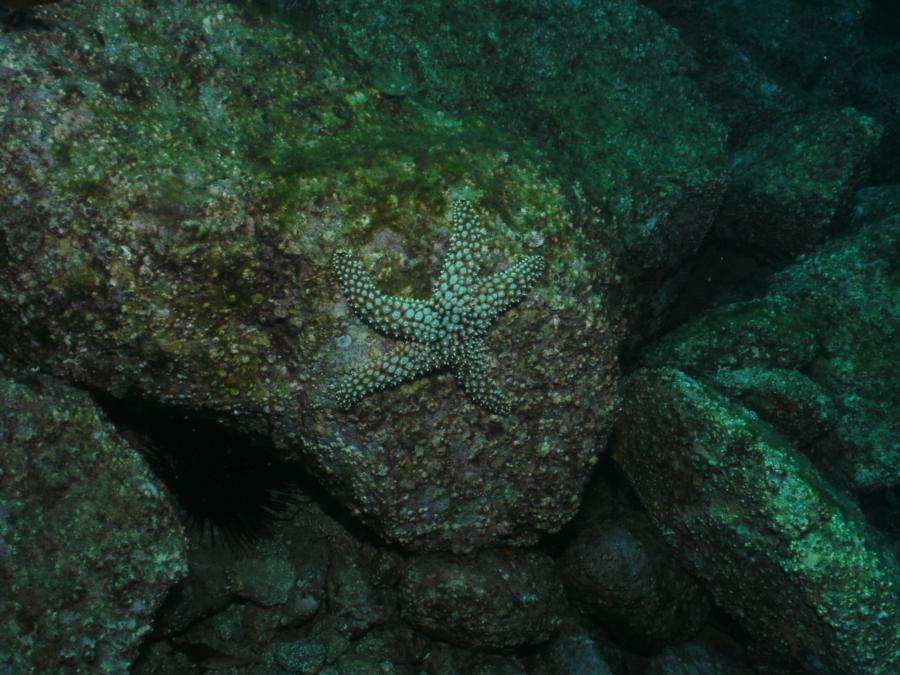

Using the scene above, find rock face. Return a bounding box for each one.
[560,510,709,652]
[614,368,900,675]
[399,550,566,650]
[0,0,622,553]
[315,0,728,345]
[715,107,883,255]
[0,370,187,674]
[645,211,900,493]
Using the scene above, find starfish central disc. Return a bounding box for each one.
[331,200,544,415]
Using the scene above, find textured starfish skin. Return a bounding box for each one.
[332,200,544,415]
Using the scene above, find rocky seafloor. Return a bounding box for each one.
[1,0,898,673]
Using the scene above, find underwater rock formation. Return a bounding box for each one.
[560,509,710,652]
[644,207,900,493]
[0,370,186,673]
[399,549,566,650]
[614,367,900,674]
[0,0,628,554]
[715,107,883,255]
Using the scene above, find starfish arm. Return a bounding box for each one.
[330,200,542,414]
[477,254,545,322]
[435,200,484,294]
[333,342,443,411]
[453,339,512,416]
[333,249,439,342]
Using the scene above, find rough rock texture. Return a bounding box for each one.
[528,615,618,675]
[0,0,621,553]
[630,629,755,675]
[645,208,900,492]
[140,499,405,673]
[560,510,709,652]
[0,370,187,674]
[661,0,869,143]
[715,107,883,255]
[399,550,566,649]
[614,368,900,675]
[313,0,728,346]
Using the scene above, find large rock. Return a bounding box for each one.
[314,0,728,344]
[0,370,186,673]
[614,368,900,675]
[645,208,900,492]
[399,550,566,649]
[0,0,620,552]
[560,510,709,652]
[715,107,882,255]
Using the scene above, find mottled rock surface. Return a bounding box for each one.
[0,0,621,553]
[715,107,882,255]
[614,367,900,675]
[313,0,728,346]
[560,510,709,652]
[0,370,186,674]
[646,211,900,492]
[399,549,566,649]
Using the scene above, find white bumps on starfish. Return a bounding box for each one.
[331,199,545,415]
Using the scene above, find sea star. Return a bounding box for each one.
[331,199,545,415]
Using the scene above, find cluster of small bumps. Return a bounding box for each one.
[331,200,545,415]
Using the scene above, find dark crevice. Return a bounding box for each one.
[867,0,900,39]
[90,389,383,550]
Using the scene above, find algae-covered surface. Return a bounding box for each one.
[614,367,900,674]
[0,0,898,672]
[0,369,186,673]
[0,0,626,554]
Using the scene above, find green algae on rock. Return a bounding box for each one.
[614,368,900,675]
[0,370,187,673]
[0,0,620,553]
[313,0,728,345]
